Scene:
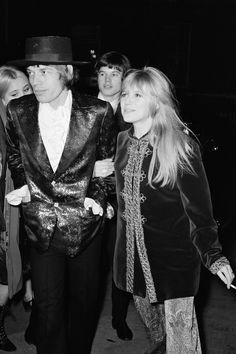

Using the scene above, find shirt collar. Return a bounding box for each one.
[39,90,72,115]
[98,92,119,113]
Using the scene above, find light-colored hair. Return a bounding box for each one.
[122,66,196,188]
[49,65,78,89]
[0,65,26,98]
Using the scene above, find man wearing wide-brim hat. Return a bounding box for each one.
[5,35,117,354]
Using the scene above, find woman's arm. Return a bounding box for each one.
[177,141,234,287]
[86,102,117,210]
[5,104,27,189]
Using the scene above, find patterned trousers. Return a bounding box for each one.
[134,295,202,354]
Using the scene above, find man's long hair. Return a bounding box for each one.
[52,65,79,89]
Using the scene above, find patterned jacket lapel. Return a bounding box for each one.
[17,95,54,179]
[53,94,95,178]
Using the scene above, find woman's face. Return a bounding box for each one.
[120,84,152,125]
[2,72,32,106]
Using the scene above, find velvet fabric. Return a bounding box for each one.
[6,91,117,257]
[115,103,131,132]
[0,105,23,296]
[0,108,7,230]
[114,128,223,302]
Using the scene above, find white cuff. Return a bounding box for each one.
[6,184,31,206]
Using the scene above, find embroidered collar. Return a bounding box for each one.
[128,126,150,142]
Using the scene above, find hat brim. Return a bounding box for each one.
[7,59,90,66]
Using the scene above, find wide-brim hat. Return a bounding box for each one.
[8,36,90,66]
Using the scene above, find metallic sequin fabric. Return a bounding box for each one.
[6,92,117,256]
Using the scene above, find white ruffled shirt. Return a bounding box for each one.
[39,90,72,172]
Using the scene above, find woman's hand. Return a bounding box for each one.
[93,158,114,178]
[217,264,235,289]
[84,197,103,216]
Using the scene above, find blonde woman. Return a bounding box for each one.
[0,65,33,351]
[113,66,235,353]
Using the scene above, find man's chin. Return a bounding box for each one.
[35,97,47,103]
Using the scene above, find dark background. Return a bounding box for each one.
[1,0,236,232]
[1,0,236,93]
[1,4,236,352]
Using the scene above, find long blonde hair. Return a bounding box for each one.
[122,66,196,188]
[0,65,23,98]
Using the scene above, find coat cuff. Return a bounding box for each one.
[209,256,230,274]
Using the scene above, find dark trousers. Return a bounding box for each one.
[111,279,131,323]
[103,215,131,324]
[30,231,103,354]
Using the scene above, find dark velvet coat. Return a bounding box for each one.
[115,103,131,132]
[6,91,117,256]
[0,109,7,231]
[107,103,131,211]
[114,129,224,302]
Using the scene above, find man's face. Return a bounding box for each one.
[97,66,123,100]
[26,65,65,104]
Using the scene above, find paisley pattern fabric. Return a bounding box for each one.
[134,294,165,351]
[134,295,201,354]
[165,297,201,353]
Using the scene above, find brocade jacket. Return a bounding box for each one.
[114,128,225,302]
[6,91,117,257]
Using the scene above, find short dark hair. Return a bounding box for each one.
[94,51,131,76]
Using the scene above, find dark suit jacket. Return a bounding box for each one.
[6,91,117,256]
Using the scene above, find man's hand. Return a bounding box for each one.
[6,184,31,206]
[93,158,114,178]
[106,202,115,219]
[84,197,103,216]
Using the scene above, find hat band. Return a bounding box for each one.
[25,53,73,62]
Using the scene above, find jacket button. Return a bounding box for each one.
[54,202,59,207]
